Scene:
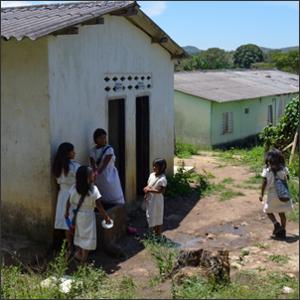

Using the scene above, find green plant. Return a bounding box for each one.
[268,254,290,264]
[234,44,264,68]
[219,189,244,201]
[260,95,299,151]
[166,168,209,198]
[172,271,299,299]
[175,141,199,158]
[287,203,299,222]
[255,242,269,249]
[143,235,178,281]
[221,177,234,184]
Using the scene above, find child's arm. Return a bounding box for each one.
[95,198,111,223]
[64,197,71,218]
[97,155,113,174]
[259,178,267,201]
[90,157,97,172]
[145,186,166,194]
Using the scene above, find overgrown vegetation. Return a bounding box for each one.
[268,254,290,265]
[260,95,299,154]
[142,235,179,283]
[175,141,199,158]
[166,167,209,198]
[172,270,299,299]
[1,243,136,299]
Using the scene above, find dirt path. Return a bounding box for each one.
[101,151,299,298]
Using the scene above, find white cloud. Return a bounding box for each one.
[138,1,166,17]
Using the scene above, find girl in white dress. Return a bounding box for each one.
[53,142,80,254]
[89,128,125,208]
[143,158,167,236]
[259,149,293,239]
[65,166,111,263]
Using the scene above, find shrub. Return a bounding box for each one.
[175,141,199,158]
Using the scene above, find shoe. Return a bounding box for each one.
[276,228,286,239]
[272,222,282,235]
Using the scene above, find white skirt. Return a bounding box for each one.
[54,186,74,230]
[74,210,97,251]
[95,167,124,205]
[146,194,164,227]
[263,187,294,213]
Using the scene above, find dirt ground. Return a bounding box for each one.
[92,151,299,298]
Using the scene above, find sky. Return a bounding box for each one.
[1,1,299,51]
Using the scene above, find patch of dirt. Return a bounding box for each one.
[98,152,298,297]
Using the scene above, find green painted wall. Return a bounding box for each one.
[174,91,211,147]
[211,94,296,146]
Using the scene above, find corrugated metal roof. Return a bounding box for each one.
[1,1,135,41]
[174,70,299,102]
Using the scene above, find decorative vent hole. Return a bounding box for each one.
[120,76,125,81]
[134,76,139,80]
[128,76,132,80]
[128,85,132,90]
[147,76,151,80]
[105,87,111,91]
[147,84,151,88]
[112,77,118,81]
[135,85,139,89]
[141,76,145,80]
[104,77,110,82]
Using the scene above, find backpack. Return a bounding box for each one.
[273,170,290,202]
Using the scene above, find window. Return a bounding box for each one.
[221,112,233,134]
[278,98,284,118]
[268,105,273,124]
[244,108,249,114]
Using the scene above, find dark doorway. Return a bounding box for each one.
[136,96,150,195]
[108,98,125,192]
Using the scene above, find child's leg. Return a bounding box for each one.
[278,213,286,229]
[65,230,73,252]
[154,225,163,236]
[267,213,277,223]
[267,213,281,235]
[81,250,89,263]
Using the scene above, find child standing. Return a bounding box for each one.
[143,158,167,236]
[89,128,125,208]
[53,142,80,253]
[65,166,111,263]
[259,148,294,239]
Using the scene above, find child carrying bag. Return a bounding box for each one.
[68,194,85,236]
[273,170,290,202]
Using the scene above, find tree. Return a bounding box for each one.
[199,48,232,69]
[233,44,264,68]
[271,50,299,74]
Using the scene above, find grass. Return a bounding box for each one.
[1,243,136,299]
[142,235,179,282]
[175,141,199,159]
[172,270,299,299]
[221,177,235,184]
[287,203,299,222]
[244,175,262,185]
[255,242,269,249]
[219,189,244,202]
[268,255,290,265]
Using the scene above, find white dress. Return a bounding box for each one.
[261,167,294,213]
[54,160,80,230]
[89,145,124,205]
[146,172,167,227]
[69,184,101,251]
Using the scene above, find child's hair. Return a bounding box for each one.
[153,158,167,175]
[265,148,285,168]
[93,128,107,143]
[76,166,94,196]
[53,142,74,178]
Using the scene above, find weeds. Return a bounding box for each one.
[172,270,299,299]
[175,141,199,158]
[142,235,178,282]
[166,167,209,198]
[221,177,235,184]
[255,242,269,249]
[268,255,290,264]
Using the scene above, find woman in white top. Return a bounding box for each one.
[143,158,168,236]
[65,166,111,263]
[53,142,80,253]
[89,128,125,208]
[259,149,293,239]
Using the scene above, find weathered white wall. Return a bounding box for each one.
[48,15,174,202]
[1,38,52,242]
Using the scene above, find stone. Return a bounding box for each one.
[286,273,296,279]
[241,222,248,226]
[231,262,242,270]
[282,286,294,294]
[206,233,216,240]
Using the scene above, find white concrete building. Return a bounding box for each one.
[1,1,185,243]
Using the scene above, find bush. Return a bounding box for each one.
[175,141,199,158]
[166,167,209,198]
